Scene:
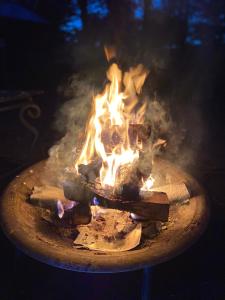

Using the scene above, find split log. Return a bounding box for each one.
[61,203,91,225]
[29,185,91,225]
[63,179,94,203]
[29,185,76,217]
[95,191,169,222]
[64,179,170,221]
[141,183,190,204]
[41,204,91,227]
[30,180,170,222]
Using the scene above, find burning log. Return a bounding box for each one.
[63,181,169,221]
[63,179,94,203]
[128,123,151,145]
[29,175,171,224]
[63,179,170,221]
[101,123,151,150]
[77,159,102,182]
[95,191,169,222]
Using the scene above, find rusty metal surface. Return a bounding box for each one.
[0,159,209,273]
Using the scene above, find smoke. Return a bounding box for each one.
[44,67,203,185]
[43,75,96,185]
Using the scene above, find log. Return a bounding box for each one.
[100,123,151,153]
[63,179,94,203]
[64,179,169,221]
[29,185,91,225]
[141,183,190,204]
[78,159,102,182]
[29,185,76,217]
[30,181,170,222]
[61,203,91,225]
[128,123,151,145]
[94,191,169,222]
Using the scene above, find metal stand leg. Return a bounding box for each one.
[141,267,152,300]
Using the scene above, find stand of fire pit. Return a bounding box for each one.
[0,159,209,273]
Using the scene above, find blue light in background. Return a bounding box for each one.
[186,36,202,46]
[61,0,109,34]
[134,6,144,19]
[60,15,82,33]
[152,0,161,9]
[87,0,108,18]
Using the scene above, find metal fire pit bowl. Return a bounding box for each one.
[0,159,209,273]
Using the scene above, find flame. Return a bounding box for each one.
[140,175,155,191]
[75,60,150,188]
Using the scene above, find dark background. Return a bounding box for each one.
[0,0,225,299]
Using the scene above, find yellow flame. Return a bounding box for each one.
[75,62,149,187]
[140,175,155,191]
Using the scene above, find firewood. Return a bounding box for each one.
[115,162,142,193]
[30,180,170,222]
[63,179,169,221]
[41,204,91,227]
[63,179,95,203]
[61,203,91,225]
[29,185,76,216]
[77,159,102,182]
[117,183,140,202]
[101,123,151,151]
[141,183,190,203]
[95,191,169,221]
[30,185,91,225]
[128,123,151,145]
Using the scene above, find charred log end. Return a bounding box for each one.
[119,183,140,202]
[63,203,91,225]
[143,192,170,222]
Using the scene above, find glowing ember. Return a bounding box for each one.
[75,48,154,189]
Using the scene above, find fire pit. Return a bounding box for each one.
[0,48,209,273]
[0,158,209,273]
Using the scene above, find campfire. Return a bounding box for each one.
[27,47,192,252]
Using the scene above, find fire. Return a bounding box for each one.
[75,53,151,188]
[140,175,155,191]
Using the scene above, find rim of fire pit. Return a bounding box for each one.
[0,159,209,273]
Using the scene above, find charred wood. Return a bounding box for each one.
[95,191,169,222]
[77,159,102,182]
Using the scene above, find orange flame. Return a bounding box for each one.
[75,61,149,188]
